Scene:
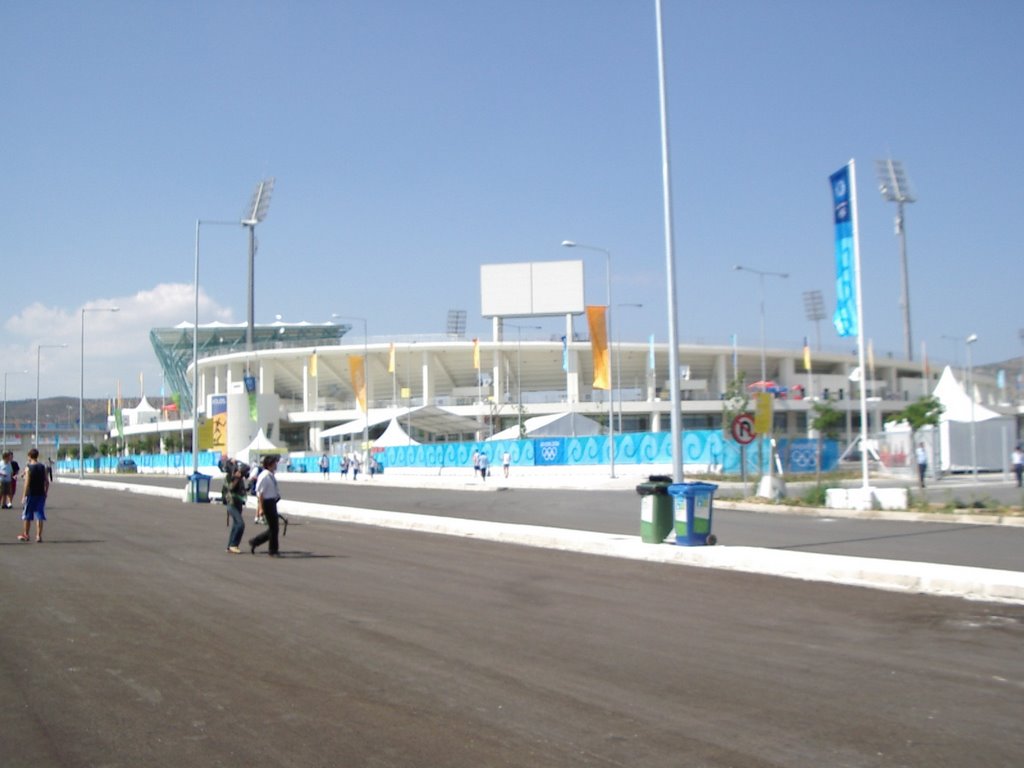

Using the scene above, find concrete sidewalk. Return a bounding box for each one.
[65,474,1024,605]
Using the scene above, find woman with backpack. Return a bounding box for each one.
[222,462,248,554]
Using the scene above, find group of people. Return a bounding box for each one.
[7,449,51,543]
[472,449,513,480]
[317,452,382,480]
[221,454,284,557]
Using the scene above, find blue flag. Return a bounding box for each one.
[830,164,857,337]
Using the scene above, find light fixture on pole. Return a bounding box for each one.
[802,289,826,351]
[243,178,275,353]
[733,265,789,388]
[80,306,119,479]
[966,333,978,479]
[505,323,542,438]
[615,303,643,433]
[35,343,68,450]
[3,370,28,453]
[876,158,916,361]
[561,240,616,478]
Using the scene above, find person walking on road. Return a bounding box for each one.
[915,442,928,488]
[18,448,49,543]
[478,451,489,481]
[1012,445,1024,488]
[0,452,13,509]
[222,462,247,554]
[319,453,330,479]
[249,455,282,557]
[502,450,511,478]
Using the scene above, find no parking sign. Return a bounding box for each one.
[730,413,756,445]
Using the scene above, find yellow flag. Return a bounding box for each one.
[472,338,480,370]
[388,342,396,374]
[348,356,366,413]
[802,337,811,372]
[309,352,318,378]
[586,306,610,390]
[754,392,773,434]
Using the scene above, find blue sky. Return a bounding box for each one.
[3,1,1021,398]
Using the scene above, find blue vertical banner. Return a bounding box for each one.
[561,335,568,372]
[830,164,858,337]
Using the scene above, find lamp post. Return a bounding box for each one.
[80,306,119,478]
[615,303,643,433]
[561,240,616,478]
[333,314,369,468]
[732,265,789,388]
[243,178,275,353]
[876,158,916,361]
[3,370,28,454]
[966,333,978,479]
[505,323,542,437]
[35,344,68,450]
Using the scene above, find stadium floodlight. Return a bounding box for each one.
[802,289,826,351]
[876,158,916,361]
[447,309,467,338]
[243,178,275,352]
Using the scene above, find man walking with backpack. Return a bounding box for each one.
[18,448,49,543]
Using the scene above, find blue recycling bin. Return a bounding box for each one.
[667,482,719,546]
[189,472,211,503]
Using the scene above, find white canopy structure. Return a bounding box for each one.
[236,428,286,462]
[488,411,604,441]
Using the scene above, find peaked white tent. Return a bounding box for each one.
[487,411,604,441]
[374,417,420,447]
[886,366,1014,472]
[236,428,286,463]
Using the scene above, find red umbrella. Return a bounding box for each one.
[747,380,778,390]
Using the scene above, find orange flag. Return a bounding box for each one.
[348,356,366,413]
[586,305,610,390]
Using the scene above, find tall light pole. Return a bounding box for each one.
[35,343,68,450]
[505,322,541,437]
[966,333,978,479]
[733,265,789,387]
[615,303,643,433]
[876,159,916,360]
[3,370,28,453]
[562,240,616,478]
[802,289,826,351]
[243,178,275,353]
[80,306,120,478]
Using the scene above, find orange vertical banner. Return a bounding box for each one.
[348,356,367,413]
[587,305,610,390]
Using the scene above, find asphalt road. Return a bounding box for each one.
[86,474,1024,572]
[2,483,1023,767]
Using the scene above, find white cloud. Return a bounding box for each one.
[2,283,234,399]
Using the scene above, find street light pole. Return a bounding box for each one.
[35,343,68,450]
[561,240,616,478]
[733,265,789,388]
[242,178,275,353]
[80,306,120,478]
[334,315,369,469]
[966,333,978,479]
[3,370,27,454]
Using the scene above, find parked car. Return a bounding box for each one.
[116,458,138,473]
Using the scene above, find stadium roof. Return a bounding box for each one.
[150,321,350,413]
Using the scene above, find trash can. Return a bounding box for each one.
[189,472,211,503]
[637,475,674,543]
[667,481,719,546]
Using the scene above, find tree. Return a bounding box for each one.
[885,395,944,438]
[810,398,844,484]
[720,372,749,477]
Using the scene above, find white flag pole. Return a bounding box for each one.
[849,159,870,491]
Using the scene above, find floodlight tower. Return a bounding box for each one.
[876,158,916,361]
[243,178,275,353]
[802,289,826,351]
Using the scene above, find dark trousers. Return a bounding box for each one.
[250,499,280,554]
[918,463,927,488]
[1015,465,1023,488]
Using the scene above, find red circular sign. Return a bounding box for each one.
[730,413,757,445]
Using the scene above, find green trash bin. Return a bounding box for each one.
[667,481,719,546]
[637,475,674,543]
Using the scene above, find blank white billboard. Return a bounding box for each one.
[480,260,584,318]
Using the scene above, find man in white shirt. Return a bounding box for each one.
[249,455,283,557]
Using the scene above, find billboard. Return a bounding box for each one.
[480,260,584,318]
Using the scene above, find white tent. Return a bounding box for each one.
[487,411,604,441]
[236,428,286,463]
[887,366,1014,472]
[374,417,420,447]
